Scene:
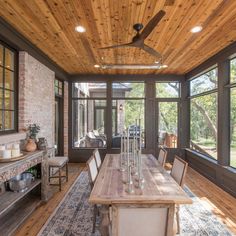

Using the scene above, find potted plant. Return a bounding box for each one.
[25,123,40,152]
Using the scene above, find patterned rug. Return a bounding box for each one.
[38,171,233,236]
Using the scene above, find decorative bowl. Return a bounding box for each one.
[9,172,34,192]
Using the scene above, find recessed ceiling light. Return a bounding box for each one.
[161,64,168,68]
[191,26,202,33]
[94,64,100,68]
[75,25,86,33]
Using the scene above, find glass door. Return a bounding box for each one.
[156,101,179,156]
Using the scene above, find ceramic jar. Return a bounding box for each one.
[25,139,37,152]
[37,137,48,150]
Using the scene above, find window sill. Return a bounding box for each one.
[185,148,217,164]
[0,132,26,145]
[185,148,236,173]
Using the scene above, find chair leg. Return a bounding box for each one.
[93,205,97,233]
[66,162,68,182]
[176,205,180,234]
[59,167,61,191]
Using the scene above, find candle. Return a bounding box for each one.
[13,143,20,149]
[139,119,142,151]
[2,150,11,159]
[121,133,123,154]
[12,149,20,158]
[127,128,130,168]
[0,145,5,157]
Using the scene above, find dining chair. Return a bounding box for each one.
[170,155,188,187]
[157,147,167,167]
[94,148,102,171]
[86,155,99,233]
[170,155,188,234]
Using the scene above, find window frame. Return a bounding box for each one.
[229,57,236,168]
[189,67,218,160]
[0,40,18,135]
[189,67,218,97]
[111,81,146,149]
[72,82,107,149]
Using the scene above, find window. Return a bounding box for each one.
[72,83,107,148]
[112,82,145,148]
[230,88,236,167]
[190,68,217,96]
[156,82,180,148]
[190,68,218,159]
[230,58,236,83]
[54,79,63,96]
[230,58,236,168]
[0,43,17,133]
[156,82,180,98]
[158,102,178,148]
[112,82,145,98]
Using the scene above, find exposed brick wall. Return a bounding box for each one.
[64,81,69,156]
[18,52,55,147]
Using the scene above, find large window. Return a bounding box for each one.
[156,82,180,148]
[72,83,107,148]
[190,69,217,96]
[230,58,236,168]
[112,82,145,148]
[190,68,218,159]
[0,43,17,133]
[156,82,180,98]
[158,102,178,148]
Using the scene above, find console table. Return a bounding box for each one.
[0,148,54,235]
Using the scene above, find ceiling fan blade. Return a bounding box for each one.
[140,10,166,40]
[142,44,162,58]
[99,42,134,50]
[164,0,175,6]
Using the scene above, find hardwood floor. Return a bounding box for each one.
[14,163,236,236]
[14,163,86,236]
[185,167,236,235]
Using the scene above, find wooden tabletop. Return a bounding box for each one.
[89,154,193,205]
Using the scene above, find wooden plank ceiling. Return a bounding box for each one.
[0,0,236,75]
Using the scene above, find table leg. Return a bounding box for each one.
[99,205,110,236]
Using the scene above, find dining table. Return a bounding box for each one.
[89,153,192,236]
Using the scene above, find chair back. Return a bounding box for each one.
[86,156,98,186]
[157,148,167,167]
[170,156,188,187]
[94,149,102,170]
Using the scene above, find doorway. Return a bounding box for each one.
[156,100,179,157]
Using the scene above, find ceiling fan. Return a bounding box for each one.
[99,10,166,60]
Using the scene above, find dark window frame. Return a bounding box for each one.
[189,67,218,160]
[72,82,107,149]
[229,57,236,168]
[0,40,18,135]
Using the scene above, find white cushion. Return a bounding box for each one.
[49,156,68,167]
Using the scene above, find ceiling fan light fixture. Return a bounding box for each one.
[190,26,202,33]
[75,25,86,33]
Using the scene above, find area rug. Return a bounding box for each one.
[38,171,233,236]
